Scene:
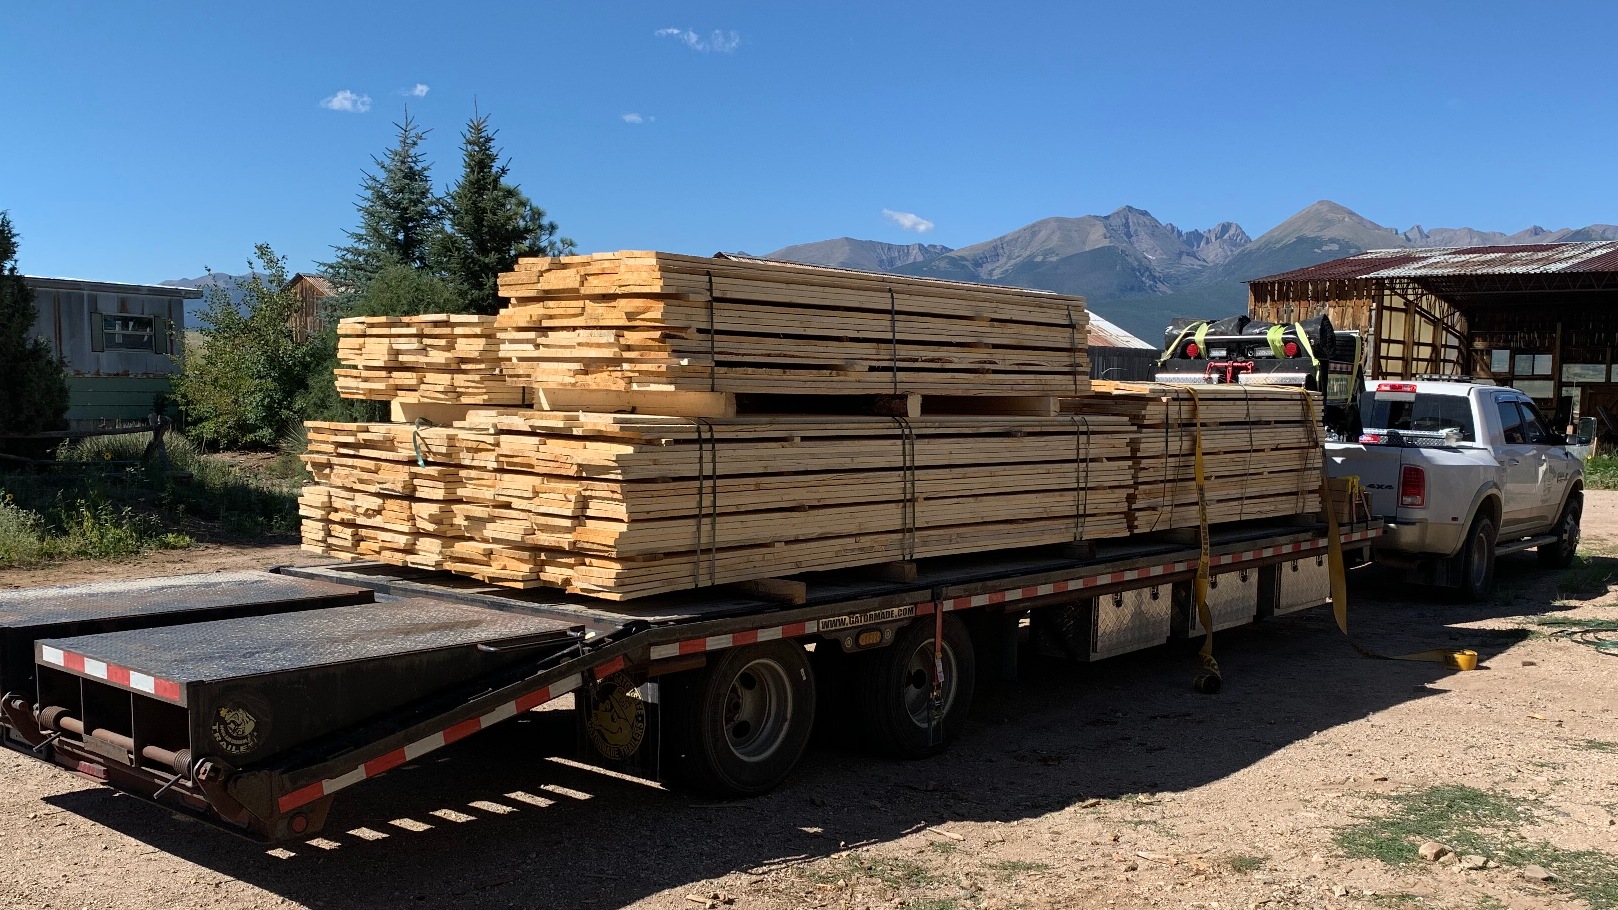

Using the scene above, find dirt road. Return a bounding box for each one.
[1,495,1615,910]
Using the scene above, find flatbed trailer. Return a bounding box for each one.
[0,519,1379,843]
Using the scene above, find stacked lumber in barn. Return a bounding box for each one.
[334,315,526,405]
[1063,382,1324,533]
[492,252,1091,405]
[301,413,1138,599]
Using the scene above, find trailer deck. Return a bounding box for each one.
[0,519,1380,843]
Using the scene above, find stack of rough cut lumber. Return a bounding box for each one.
[335,315,526,405]
[301,413,1137,599]
[301,251,1327,600]
[1064,381,1323,533]
[493,252,1091,402]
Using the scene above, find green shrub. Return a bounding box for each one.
[1585,454,1618,491]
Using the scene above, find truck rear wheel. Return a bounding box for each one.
[1537,493,1582,569]
[1456,513,1497,602]
[853,615,975,759]
[669,641,816,798]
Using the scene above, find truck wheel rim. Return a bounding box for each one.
[722,658,793,763]
[1470,530,1490,589]
[902,639,958,730]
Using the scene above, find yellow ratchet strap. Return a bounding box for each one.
[1183,386,1221,691]
[1265,324,1287,358]
[1159,321,1204,366]
[1291,322,1318,368]
[1294,387,1477,671]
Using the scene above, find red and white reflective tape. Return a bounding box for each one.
[647,621,816,662]
[38,646,183,703]
[278,671,585,814]
[646,527,1381,655]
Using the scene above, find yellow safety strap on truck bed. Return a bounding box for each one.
[1296,388,1477,672]
[1158,321,1206,365]
[1291,322,1318,368]
[1182,386,1222,692]
[1265,324,1287,358]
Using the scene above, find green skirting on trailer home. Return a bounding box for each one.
[65,376,173,424]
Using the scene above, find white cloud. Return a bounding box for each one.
[882,209,935,233]
[622,112,644,124]
[655,27,741,53]
[320,89,371,113]
[404,83,430,98]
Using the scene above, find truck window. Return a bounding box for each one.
[1518,401,1550,444]
[1496,399,1525,444]
[1361,394,1476,442]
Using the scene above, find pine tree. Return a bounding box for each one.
[324,112,440,289]
[0,212,70,447]
[435,110,574,314]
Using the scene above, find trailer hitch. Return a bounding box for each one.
[2,694,47,749]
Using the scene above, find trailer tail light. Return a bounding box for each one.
[1400,465,1426,508]
[1283,341,1299,357]
[1184,342,1200,358]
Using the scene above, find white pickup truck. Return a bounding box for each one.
[1326,378,1584,599]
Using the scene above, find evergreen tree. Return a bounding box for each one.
[435,110,574,314]
[324,112,440,289]
[0,212,70,449]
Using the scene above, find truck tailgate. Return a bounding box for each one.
[1326,444,1404,519]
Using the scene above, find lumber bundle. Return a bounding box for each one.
[335,315,526,404]
[302,414,1138,599]
[1064,382,1323,532]
[493,252,1091,399]
[301,252,1330,601]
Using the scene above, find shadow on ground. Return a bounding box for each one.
[42,553,1593,910]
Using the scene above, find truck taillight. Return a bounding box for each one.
[1400,465,1426,508]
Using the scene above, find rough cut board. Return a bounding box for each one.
[302,382,1326,599]
[1065,382,1324,532]
[493,251,1091,398]
[336,315,525,404]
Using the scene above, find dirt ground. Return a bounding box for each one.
[1,495,1615,910]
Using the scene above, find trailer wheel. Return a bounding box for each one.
[853,615,975,759]
[1455,513,1497,602]
[671,641,815,798]
[1537,492,1581,569]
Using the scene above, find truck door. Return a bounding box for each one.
[1517,399,1579,523]
[1493,395,1543,532]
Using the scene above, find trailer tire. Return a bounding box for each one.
[1455,513,1497,602]
[1537,492,1581,569]
[670,641,815,798]
[853,615,975,759]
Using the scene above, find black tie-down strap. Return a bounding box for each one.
[690,418,720,587]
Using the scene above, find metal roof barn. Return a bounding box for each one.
[1246,241,1618,427]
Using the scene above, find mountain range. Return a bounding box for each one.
[763,201,1618,345]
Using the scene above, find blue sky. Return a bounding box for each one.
[3,1,1616,282]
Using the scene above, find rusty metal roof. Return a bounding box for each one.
[1248,241,1618,283]
[1086,311,1153,349]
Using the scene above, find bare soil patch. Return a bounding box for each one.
[2,494,1616,910]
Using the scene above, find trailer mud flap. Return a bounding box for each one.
[577,672,661,782]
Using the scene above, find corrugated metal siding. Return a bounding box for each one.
[1089,346,1158,381]
[64,376,174,424]
[27,285,183,377]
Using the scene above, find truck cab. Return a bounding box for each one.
[1326,378,1583,598]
